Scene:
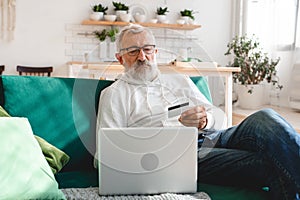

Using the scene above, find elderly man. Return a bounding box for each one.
[97,24,300,200]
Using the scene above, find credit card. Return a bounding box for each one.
[167,102,189,118]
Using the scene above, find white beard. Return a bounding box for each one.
[124,59,159,82]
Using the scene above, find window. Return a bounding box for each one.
[243,0,298,50]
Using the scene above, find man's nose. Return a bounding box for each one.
[137,48,146,61]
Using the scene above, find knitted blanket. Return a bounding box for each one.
[61,187,211,200]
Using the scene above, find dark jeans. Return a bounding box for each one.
[198,108,300,200]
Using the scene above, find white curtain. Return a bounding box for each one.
[244,0,298,51]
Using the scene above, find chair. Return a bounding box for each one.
[0,65,4,75]
[16,65,53,77]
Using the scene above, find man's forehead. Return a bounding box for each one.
[122,31,155,47]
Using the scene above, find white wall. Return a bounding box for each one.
[0,0,233,76]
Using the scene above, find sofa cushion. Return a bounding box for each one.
[190,76,212,102]
[0,117,66,199]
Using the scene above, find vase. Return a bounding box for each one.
[180,16,190,24]
[236,84,265,109]
[90,12,104,21]
[116,10,127,21]
[134,14,146,23]
[99,40,107,60]
[108,41,117,61]
[156,14,167,23]
[119,13,131,22]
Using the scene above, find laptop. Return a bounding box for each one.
[98,127,198,195]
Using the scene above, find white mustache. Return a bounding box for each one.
[133,60,152,69]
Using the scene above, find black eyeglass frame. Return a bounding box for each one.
[119,44,156,56]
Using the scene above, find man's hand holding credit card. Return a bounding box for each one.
[168,102,208,130]
[167,102,190,118]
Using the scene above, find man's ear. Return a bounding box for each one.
[115,53,123,64]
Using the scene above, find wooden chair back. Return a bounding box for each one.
[16,66,53,77]
[0,65,4,75]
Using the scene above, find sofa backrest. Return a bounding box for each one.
[0,75,114,172]
[0,75,211,173]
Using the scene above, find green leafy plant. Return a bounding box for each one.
[180,9,195,20]
[156,7,169,15]
[112,1,129,11]
[92,4,108,13]
[225,34,283,93]
[106,28,119,42]
[94,28,119,42]
[94,30,107,42]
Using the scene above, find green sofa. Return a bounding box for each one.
[0,75,268,200]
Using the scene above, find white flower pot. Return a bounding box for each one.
[99,41,107,60]
[116,10,127,21]
[180,16,190,24]
[119,13,131,22]
[108,41,117,60]
[99,40,117,61]
[156,14,167,23]
[134,14,146,23]
[236,84,265,109]
[90,12,104,21]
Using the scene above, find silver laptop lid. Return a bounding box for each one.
[98,127,198,195]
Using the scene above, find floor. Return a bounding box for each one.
[233,105,300,133]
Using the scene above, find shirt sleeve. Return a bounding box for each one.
[97,85,128,129]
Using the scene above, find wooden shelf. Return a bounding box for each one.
[81,20,201,30]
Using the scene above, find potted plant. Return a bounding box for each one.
[90,4,108,21]
[94,28,119,60]
[225,34,282,109]
[156,7,169,23]
[112,1,129,11]
[180,9,195,24]
[94,28,119,42]
[94,29,107,42]
[112,1,129,21]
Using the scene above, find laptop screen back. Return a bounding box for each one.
[98,127,198,195]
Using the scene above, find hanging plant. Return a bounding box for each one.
[106,28,119,42]
[94,28,119,42]
[94,29,107,42]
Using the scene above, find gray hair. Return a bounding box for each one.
[115,24,156,52]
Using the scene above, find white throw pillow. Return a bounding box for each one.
[0,117,65,200]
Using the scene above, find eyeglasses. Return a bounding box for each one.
[119,45,156,56]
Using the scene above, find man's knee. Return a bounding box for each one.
[251,108,277,120]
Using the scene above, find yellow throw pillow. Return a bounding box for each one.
[0,105,10,117]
